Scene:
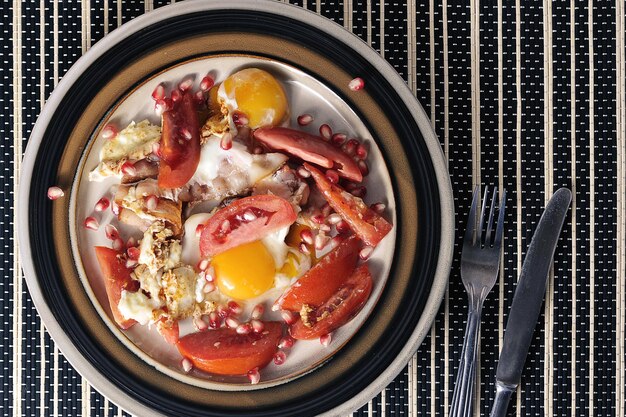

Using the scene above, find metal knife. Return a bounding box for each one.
[489,187,572,417]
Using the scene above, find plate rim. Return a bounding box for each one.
[17,1,454,416]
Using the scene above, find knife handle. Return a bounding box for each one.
[489,381,516,417]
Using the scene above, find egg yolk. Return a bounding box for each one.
[212,240,275,300]
[221,68,288,129]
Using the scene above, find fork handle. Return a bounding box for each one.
[449,306,482,417]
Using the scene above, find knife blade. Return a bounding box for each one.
[489,187,572,417]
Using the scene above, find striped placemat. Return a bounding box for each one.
[4,0,625,416]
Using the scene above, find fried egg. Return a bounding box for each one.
[218,68,288,129]
[182,214,311,302]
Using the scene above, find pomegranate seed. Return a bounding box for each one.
[335,220,351,234]
[94,197,109,212]
[344,182,357,192]
[200,75,215,92]
[194,316,208,331]
[253,146,264,155]
[181,358,193,373]
[297,114,313,126]
[84,216,99,231]
[112,238,124,251]
[358,159,369,176]
[236,323,252,335]
[329,236,343,250]
[297,166,311,178]
[194,90,205,106]
[315,233,330,250]
[170,88,182,102]
[348,77,365,91]
[228,301,243,315]
[47,186,64,200]
[351,186,367,198]
[197,259,210,271]
[331,133,347,146]
[278,336,294,349]
[102,124,118,140]
[319,224,331,233]
[217,304,230,319]
[121,161,136,176]
[154,98,171,116]
[203,281,216,293]
[126,236,137,247]
[300,229,314,245]
[179,127,192,140]
[359,246,374,260]
[247,368,260,385]
[273,351,287,365]
[220,133,233,150]
[250,319,264,333]
[325,169,339,184]
[343,139,359,156]
[125,258,138,269]
[311,214,325,224]
[251,304,265,320]
[127,246,140,260]
[208,312,220,329]
[321,203,332,217]
[145,195,158,211]
[225,317,240,329]
[152,83,166,101]
[319,124,332,140]
[178,77,193,92]
[243,210,257,221]
[232,111,249,127]
[326,213,342,225]
[320,333,332,347]
[111,200,120,215]
[299,242,311,255]
[104,224,119,240]
[195,224,205,238]
[281,310,297,325]
[371,202,386,214]
[356,143,368,159]
[220,219,231,234]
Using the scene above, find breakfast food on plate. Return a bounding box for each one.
[87,67,393,384]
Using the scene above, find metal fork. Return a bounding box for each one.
[449,186,506,417]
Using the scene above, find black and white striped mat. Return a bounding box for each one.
[3,0,625,416]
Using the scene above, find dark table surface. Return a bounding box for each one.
[3,0,625,416]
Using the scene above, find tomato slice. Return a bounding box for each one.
[290,263,373,340]
[94,246,138,329]
[199,194,297,257]
[176,321,283,375]
[274,235,360,312]
[156,318,179,345]
[304,163,392,247]
[253,127,362,182]
[158,92,201,189]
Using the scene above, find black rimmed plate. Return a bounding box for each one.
[17,1,454,416]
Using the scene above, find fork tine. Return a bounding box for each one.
[493,189,507,247]
[464,186,481,245]
[485,186,498,245]
[477,186,490,244]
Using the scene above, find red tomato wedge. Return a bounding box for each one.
[176,321,283,375]
[94,246,138,330]
[199,194,297,257]
[158,92,201,189]
[253,127,362,182]
[156,318,179,345]
[304,163,392,247]
[274,235,360,312]
[290,263,373,340]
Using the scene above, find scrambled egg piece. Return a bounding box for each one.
[89,120,161,181]
[138,221,182,275]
